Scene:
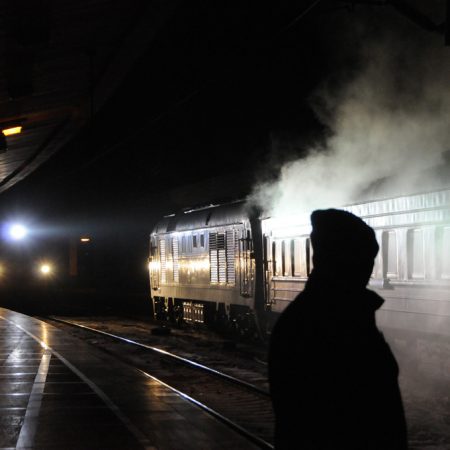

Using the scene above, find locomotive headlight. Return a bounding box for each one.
[9,223,28,240]
[148,261,160,272]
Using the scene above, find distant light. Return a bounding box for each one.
[9,224,28,240]
[2,126,22,136]
[80,237,90,242]
[40,264,52,275]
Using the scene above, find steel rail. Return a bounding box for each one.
[47,317,270,396]
[44,316,274,450]
[135,365,273,450]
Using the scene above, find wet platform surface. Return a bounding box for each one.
[0,308,259,449]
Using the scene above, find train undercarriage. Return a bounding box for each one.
[152,296,265,340]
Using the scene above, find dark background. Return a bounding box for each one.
[0,1,446,304]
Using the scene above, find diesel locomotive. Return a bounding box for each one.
[149,189,450,340]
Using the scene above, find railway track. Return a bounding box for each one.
[42,316,275,449]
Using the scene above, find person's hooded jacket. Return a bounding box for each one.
[268,209,408,450]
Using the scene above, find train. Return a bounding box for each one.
[148,188,450,347]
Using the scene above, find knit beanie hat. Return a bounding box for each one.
[310,209,379,261]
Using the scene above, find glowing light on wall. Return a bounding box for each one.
[2,126,22,136]
[40,264,52,276]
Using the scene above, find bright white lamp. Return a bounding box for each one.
[9,224,28,240]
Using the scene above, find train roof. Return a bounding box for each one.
[152,187,450,237]
[262,187,450,238]
[152,200,254,234]
[345,188,450,218]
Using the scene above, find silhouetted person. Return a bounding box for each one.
[268,209,408,450]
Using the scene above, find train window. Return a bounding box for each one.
[193,235,198,248]
[281,241,286,276]
[293,239,301,277]
[181,235,186,253]
[438,227,450,279]
[306,238,312,276]
[278,241,283,276]
[200,233,205,248]
[294,239,308,277]
[407,229,424,279]
[382,231,398,279]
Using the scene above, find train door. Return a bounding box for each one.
[263,235,312,311]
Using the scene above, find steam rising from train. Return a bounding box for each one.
[250,32,450,217]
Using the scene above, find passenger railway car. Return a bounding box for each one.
[264,189,450,339]
[149,189,450,340]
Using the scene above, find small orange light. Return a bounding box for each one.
[80,237,90,242]
[2,126,22,136]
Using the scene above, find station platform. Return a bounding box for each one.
[0,308,260,450]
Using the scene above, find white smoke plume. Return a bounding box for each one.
[250,26,450,218]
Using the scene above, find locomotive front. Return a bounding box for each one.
[148,201,264,335]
